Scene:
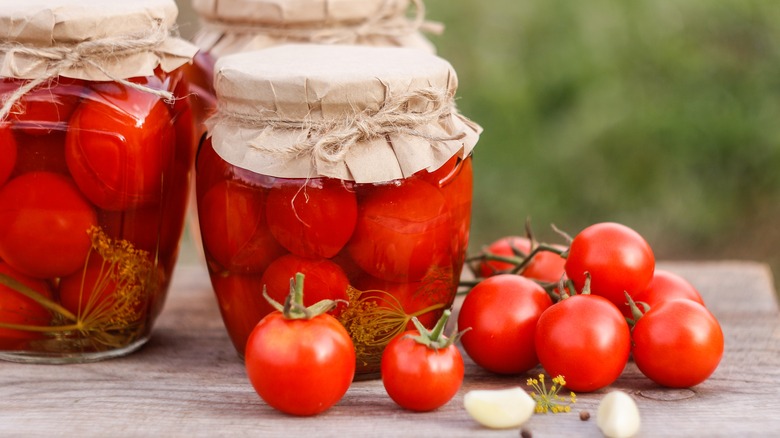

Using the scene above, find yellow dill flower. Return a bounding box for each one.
[527,372,576,415]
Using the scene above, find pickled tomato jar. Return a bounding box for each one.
[183,0,444,257]
[183,0,441,130]
[0,0,198,363]
[198,44,481,375]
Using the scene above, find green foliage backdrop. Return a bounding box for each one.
[175,0,780,274]
[425,0,780,273]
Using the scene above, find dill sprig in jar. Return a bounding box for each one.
[0,0,197,363]
[197,44,481,375]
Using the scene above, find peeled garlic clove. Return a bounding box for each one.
[464,387,536,429]
[597,390,641,438]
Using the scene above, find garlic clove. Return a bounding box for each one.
[464,387,536,429]
[597,390,641,438]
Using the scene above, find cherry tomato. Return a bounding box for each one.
[478,236,566,284]
[381,314,464,412]
[632,299,724,388]
[630,269,705,318]
[0,262,54,349]
[265,178,357,258]
[477,236,531,277]
[0,172,97,278]
[260,254,350,319]
[458,274,552,374]
[208,272,267,356]
[564,222,655,310]
[245,274,355,416]
[0,123,16,186]
[65,82,174,211]
[535,294,631,392]
[6,77,84,135]
[198,179,286,273]
[347,178,452,282]
[59,254,147,320]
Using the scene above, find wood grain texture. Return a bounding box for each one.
[1,261,778,438]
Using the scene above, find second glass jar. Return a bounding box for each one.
[197,44,481,376]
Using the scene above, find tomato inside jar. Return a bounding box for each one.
[197,141,474,374]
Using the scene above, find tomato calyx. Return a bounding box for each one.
[263,272,344,320]
[407,309,466,350]
[623,291,650,327]
[556,272,593,301]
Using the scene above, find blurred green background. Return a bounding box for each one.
[176,0,780,277]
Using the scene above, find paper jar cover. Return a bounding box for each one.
[208,44,481,184]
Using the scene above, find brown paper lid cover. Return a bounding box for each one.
[0,0,197,80]
[208,44,481,183]
[191,0,436,57]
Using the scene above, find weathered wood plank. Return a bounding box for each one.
[1,261,777,437]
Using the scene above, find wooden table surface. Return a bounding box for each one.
[2,261,778,437]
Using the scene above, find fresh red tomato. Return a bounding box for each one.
[347,178,452,282]
[209,272,267,356]
[477,236,531,277]
[535,293,631,392]
[0,123,16,186]
[59,254,147,320]
[564,222,655,310]
[0,172,97,278]
[352,273,453,330]
[8,77,84,135]
[632,299,724,388]
[381,311,464,412]
[458,274,552,374]
[523,245,567,284]
[265,178,357,258]
[245,274,355,416]
[260,254,350,319]
[65,82,174,211]
[198,179,286,274]
[478,236,566,283]
[0,262,54,349]
[630,269,705,318]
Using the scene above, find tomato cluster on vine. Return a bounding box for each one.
[460,221,724,392]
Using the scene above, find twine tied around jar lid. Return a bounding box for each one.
[212,85,466,166]
[1,22,172,121]
[207,45,482,183]
[0,0,197,122]
[200,0,442,44]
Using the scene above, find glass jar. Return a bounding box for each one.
[184,0,440,114]
[182,0,444,259]
[0,0,198,363]
[198,44,481,376]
